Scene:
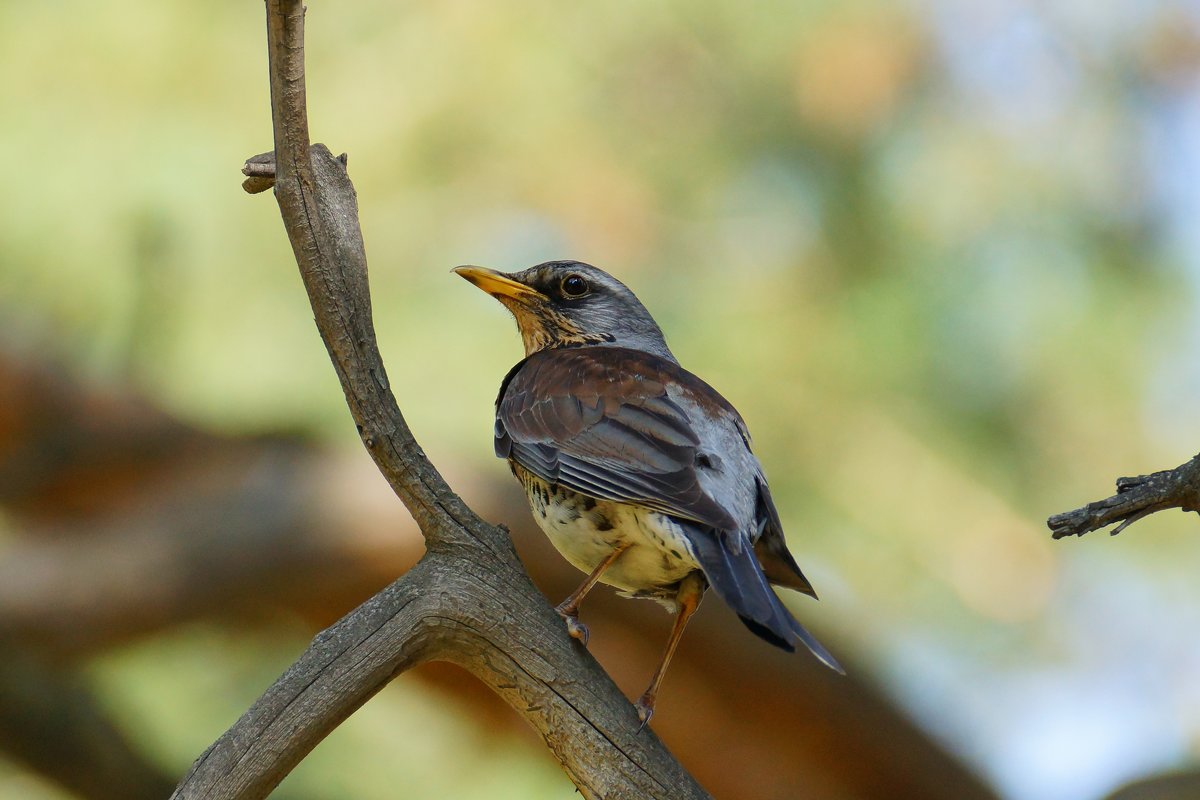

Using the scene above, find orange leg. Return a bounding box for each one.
[635,571,706,730]
[555,543,632,647]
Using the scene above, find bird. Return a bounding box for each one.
[454,260,841,726]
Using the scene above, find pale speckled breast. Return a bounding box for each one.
[515,466,701,597]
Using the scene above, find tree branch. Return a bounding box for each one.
[1047,453,1200,539]
[171,2,711,797]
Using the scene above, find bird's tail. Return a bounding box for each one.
[687,525,843,674]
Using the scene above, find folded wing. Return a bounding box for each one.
[495,347,738,531]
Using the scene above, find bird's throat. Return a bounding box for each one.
[499,297,612,356]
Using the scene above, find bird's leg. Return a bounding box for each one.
[635,572,706,731]
[555,542,631,647]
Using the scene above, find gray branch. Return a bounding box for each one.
[170,1,710,798]
[1047,453,1200,539]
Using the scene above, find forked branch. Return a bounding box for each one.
[169,2,709,798]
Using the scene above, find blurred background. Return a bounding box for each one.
[2,0,1199,798]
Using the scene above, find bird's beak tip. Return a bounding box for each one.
[452,266,542,301]
[452,265,500,284]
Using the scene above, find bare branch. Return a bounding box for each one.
[1047,453,1200,539]
[241,151,278,193]
[171,1,712,797]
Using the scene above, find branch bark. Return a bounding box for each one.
[171,2,711,797]
[1047,453,1200,539]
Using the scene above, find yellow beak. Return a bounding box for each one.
[453,266,545,301]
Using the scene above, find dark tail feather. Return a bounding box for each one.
[784,615,844,675]
[687,525,844,674]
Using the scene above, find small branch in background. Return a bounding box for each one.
[1047,453,1200,539]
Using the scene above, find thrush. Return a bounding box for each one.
[455,260,841,725]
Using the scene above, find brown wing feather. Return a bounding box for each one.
[496,347,738,530]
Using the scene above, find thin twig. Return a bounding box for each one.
[1047,453,1200,539]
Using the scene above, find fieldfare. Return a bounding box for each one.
[455,261,841,725]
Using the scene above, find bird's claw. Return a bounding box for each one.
[556,607,590,647]
[634,696,655,733]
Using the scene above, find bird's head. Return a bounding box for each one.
[454,260,675,361]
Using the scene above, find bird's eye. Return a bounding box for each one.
[560,274,590,298]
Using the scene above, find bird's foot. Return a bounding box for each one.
[555,604,590,647]
[634,694,656,733]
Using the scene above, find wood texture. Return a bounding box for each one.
[1048,453,1200,538]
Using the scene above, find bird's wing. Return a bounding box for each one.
[753,476,817,598]
[495,347,738,531]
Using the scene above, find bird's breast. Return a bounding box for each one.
[516,468,701,595]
